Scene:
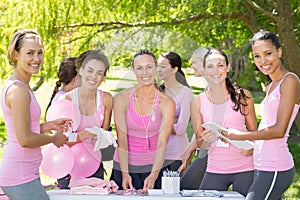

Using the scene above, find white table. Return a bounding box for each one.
[48,190,245,200]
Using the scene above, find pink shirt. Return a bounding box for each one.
[69,88,105,161]
[254,73,299,171]
[70,88,105,132]
[165,86,192,160]
[114,89,162,166]
[0,80,42,186]
[199,92,254,173]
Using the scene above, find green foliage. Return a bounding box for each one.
[0,120,6,143]
[1,0,299,86]
[236,62,266,91]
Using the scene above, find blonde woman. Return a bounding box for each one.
[0,30,69,200]
[113,50,175,192]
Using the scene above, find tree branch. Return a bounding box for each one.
[239,3,261,33]
[244,0,278,22]
[63,13,248,29]
[266,0,277,8]
[63,13,247,43]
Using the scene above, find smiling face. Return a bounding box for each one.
[204,53,228,85]
[15,37,44,75]
[79,59,106,89]
[252,39,282,76]
[157,56,176,81]
[133,54,157,86]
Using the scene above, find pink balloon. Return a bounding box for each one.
[83,142,102,162]
[41,144,74,179]
[46,99,80,131]
[70,142,101,178]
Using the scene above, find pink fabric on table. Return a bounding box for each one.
[70,186,109,195]
[69,177,118,193]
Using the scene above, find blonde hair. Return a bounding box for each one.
[7,29,43,66]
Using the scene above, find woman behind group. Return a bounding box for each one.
[45,57,81,114]
[113,50,175,191]
[221,30,300,199]
[193,48,257,196]
[157,51,192,171]
[55,50,113,188]
[179,46,212,189]
[0,29,70,200]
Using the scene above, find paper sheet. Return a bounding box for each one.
[202,122,254,150]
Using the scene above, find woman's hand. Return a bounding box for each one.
[196,129,217,149]
[122,173,133,191]
[241,148,253,156]
[78,130,97,142]
[202,129,216,142]
[178,150,195,176]
[143,172,157,191]
[219,129,240,140]
[52,132,68,148]
[51,118,72,132]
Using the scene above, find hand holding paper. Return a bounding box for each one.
[202,122,254,150]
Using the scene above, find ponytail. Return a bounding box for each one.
[176,68,190,88]
[225,78,249,115]
[45,81,62,118]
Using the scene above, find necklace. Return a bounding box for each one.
[206,88,229,105]
[78,88,105,125]
[134,89,157,149]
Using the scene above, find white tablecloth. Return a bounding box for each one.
[48,190,245,200]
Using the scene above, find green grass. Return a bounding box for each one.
[110,87,127,93]
[105,76,135,82]
[191,85,205,95]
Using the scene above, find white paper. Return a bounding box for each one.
[202,122,254,150]
[68,132,78,142]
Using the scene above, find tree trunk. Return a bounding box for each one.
[276,1,300,130]
[276,1,300,76]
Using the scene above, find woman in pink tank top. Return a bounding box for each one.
[221,30,300,199]
[113,50,175,192]
[51,50,113,188]
[157,52,192,171]
[191,48,257,197]
[0,30,70,200]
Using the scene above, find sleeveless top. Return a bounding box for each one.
[0,80,42,186]
[165,86,192,160]
[199,92,254,173]
[114,88,162,166]
[71,88,105,132]
[254,72,299,171]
